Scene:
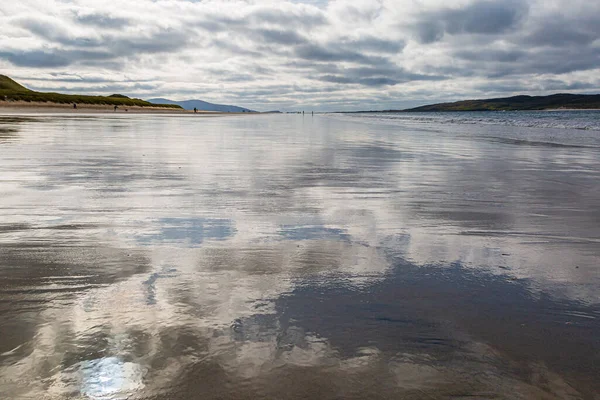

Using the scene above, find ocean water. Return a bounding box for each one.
[0,112,599,399]
[338,110,600,133]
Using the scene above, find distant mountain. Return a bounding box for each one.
[404,94,600,112]
[147,98,256,113]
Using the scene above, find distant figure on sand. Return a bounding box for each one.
[73,103,77,109]
[194,107,197,113]
[114,105,118,112]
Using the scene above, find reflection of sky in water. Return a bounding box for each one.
[1,114,600,398]
[80,357,144,399]
[136,218,236,246]
[220,256,600,394]
[278,225,351,241]
[143,266,178,305]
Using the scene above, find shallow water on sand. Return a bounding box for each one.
[0,113,599,399]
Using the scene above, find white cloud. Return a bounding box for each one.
[1,0,599,111]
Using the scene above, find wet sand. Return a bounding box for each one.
[0,114,598,399]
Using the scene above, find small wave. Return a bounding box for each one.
[487,137,596,149]
[334,111,600,132]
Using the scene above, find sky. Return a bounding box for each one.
[0,0,599,111]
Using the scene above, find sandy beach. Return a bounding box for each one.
[0,101,232,114]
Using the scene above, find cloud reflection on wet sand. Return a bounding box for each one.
[0,114,599,399]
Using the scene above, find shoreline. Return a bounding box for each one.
[0,101,248,115]
[540,108,600,111]
[340,108,600,114]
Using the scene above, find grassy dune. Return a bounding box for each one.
[0,75,182,109]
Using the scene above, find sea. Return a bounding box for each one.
[0,111,599,399]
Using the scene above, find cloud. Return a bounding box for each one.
[522,19,600,47]
[443,0,528,35]
[249,6,328,28]
[412,0,529,43]
[294,43,389,64]
[7,16,191,67]
[0,49,113,68]
[454,49,527,63]
[317,65,444,86]
[0,0,598,111]
[17,17,84,46]
[252,28,308,45]
[74,12,131,29]
[346,36,405,54]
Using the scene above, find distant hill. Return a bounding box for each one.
[148,98,256,113]
[0,75,182,109]
[404,94,600,112]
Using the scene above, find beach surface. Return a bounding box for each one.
[0,101,233,114]
[0,112,598,399]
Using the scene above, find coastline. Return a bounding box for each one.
[0,101,232,114]
[541,108,600,111]
[339,108,600,114]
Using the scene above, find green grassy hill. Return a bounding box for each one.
[0,75,182,109]
[405,94,600,112]
[0,75,31,92]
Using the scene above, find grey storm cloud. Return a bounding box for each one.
[8,17,191,67]
[454,49,527,63]
[0,0,599,111]
[0,49,113,68]
[214,84,344,99]
[317,65,444,86]
[522,19,600,47]
[452,45,600,78]
[252,28,308,45]
[319,75,401,86]
[413,0,529,43]
[523,48,600,76]
[294,43,390,65]
[109,30,191,55]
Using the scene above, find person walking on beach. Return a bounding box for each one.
[73,103,77,109]
[114,105,118,112]
[194,107,197,113]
